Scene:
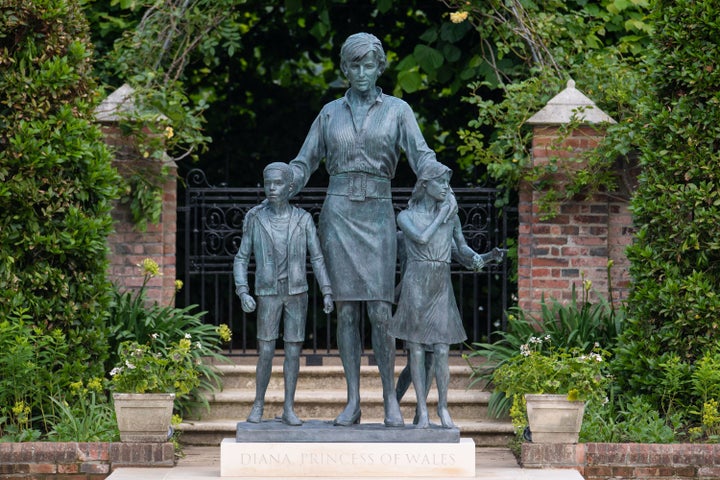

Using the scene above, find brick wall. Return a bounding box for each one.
[100,124,177,306]
[0,442,174,479]
[522,442,720,480]
[518,125,633,315]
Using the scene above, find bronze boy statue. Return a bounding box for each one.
[234,162,334,426]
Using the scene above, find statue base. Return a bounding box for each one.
[221,420,475,477]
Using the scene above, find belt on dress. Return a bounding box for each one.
[327,173,391,201]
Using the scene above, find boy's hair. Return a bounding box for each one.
[263,162,292,183]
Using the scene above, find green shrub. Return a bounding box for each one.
[106,259,230,415]
[466,274,623,417]
[581,396,682,444]
[617,0,720,414]
[0,0,120,433]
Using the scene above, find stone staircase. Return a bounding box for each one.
[178,355,514,447]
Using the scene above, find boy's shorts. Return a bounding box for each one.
[256,279,308,343]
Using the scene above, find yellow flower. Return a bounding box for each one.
[12,401,31,423]
[138,258,161,277]
[175,279,184,292]
[450,11,469,23]
[87,377,104,393]
[164,126,174,139]
[217,324,232,343]
[69,380,84,393]
[172,414,183,427]
[143,150,150,158]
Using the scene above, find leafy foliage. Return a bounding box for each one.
[615,0,720,416]
[0,316,75,437]
[110,339,201,395]
[492,338,609,401]
[0,0,120,407]
[581,396,682,443]
[84,1,488,190]
[105,259,230,414]
[442,0,652,211]
[47,382,119,442]
[466,273,624,417]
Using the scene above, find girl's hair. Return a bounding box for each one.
[409,162,452,208]
[340,32,387,74]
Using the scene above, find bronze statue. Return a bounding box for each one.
[233,162,334,426]
[288,32,455,427]
[390,163,505,428]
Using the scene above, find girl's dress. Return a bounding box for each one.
[389,210,467,345]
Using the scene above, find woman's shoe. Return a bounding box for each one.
[333,407,361,426]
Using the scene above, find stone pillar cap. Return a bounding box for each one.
[95,83,136,122]
[526,79,616,125]
[95,83,168,122]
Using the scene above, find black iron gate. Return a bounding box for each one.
[178,168,516,360]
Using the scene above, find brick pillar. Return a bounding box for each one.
[518,81,631,315]
[96,85,177,306]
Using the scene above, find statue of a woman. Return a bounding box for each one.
[288,32,455,427]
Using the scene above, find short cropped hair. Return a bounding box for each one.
[263,162,292,183]
[340,32,387,74]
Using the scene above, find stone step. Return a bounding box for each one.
[180,360,512,449]
[177,418,514,448]
[214,364,481,391]
[194,388,491,421]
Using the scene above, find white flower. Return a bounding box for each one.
[449,11,469,23]
[195,341,202,349]
[520,344,531,356]
[110,367,122,376]
[151,333,159,339]
[184,333,192,339]
[125,361,136,369]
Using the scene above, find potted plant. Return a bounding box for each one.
[491,335,609,443]
[110,337,200,442]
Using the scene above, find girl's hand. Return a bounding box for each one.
[442,192,458,223]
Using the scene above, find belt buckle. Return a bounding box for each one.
[348,173,367,201]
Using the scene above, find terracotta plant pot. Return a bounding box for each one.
[113,392,175,442]
[524,393,585,444]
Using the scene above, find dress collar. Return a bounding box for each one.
[341,87,384,106]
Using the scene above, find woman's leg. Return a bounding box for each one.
[368,300,404,427]
[334,301,362,425]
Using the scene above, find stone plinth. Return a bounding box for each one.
[222,420,474,477]
[220,437,475,477]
